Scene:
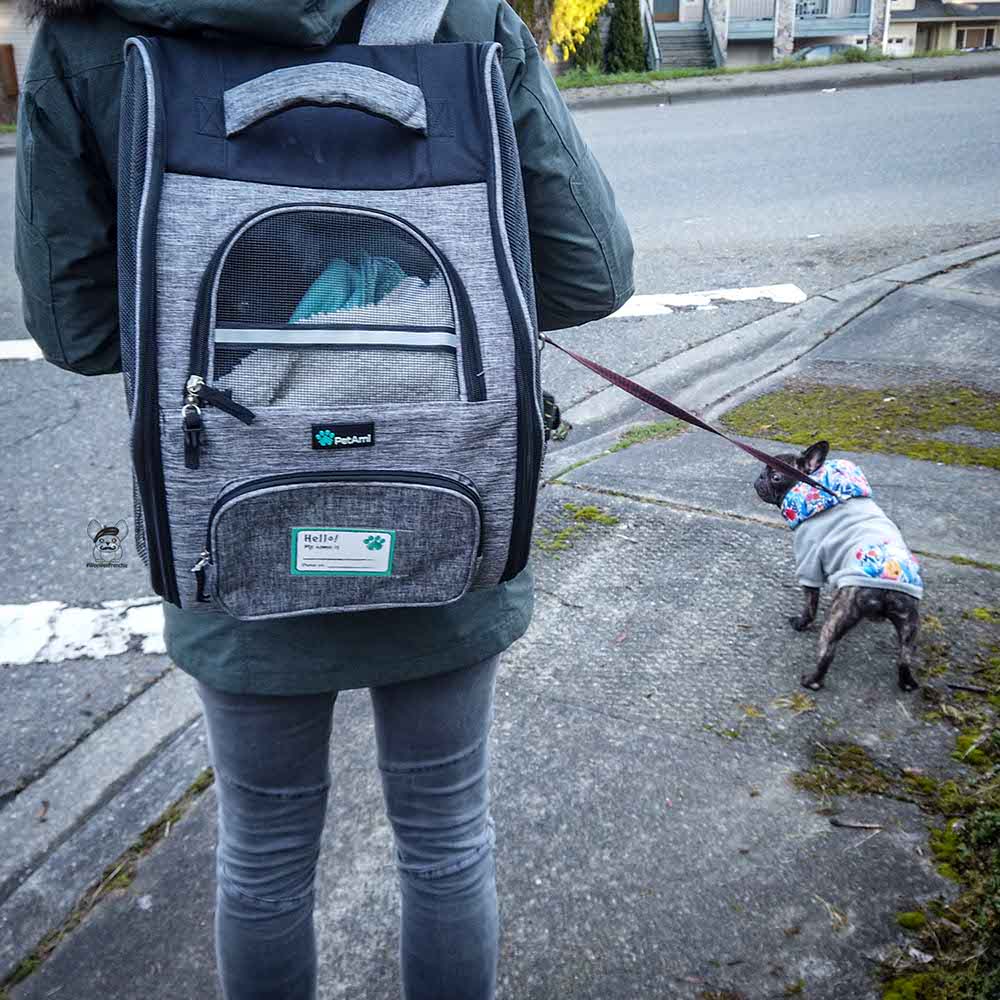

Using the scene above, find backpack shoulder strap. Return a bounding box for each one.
[359,0,449,45]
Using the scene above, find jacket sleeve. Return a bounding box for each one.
[497,5,634,332]
[14,23,121,376]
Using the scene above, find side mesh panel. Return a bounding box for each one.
[117,47,149,567]
[490,58,537,328]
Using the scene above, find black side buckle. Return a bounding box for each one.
[543,391,561,442]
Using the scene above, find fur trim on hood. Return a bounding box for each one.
[18,0,98,23]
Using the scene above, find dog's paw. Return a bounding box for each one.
[801,673,824,691]
[788,615,812,632]
[898,675,920,693]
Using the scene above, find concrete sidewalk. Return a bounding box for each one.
[561,49,1000,109]
[3,242,999,999]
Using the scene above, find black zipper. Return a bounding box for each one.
[128,40,179,605]
[193,470,485,600]
[186,203,486,419]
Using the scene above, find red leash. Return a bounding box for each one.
[543,336,839,499]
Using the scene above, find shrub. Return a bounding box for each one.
[571,12,606,69]
[606,0,646,73]
[840,45,870,62]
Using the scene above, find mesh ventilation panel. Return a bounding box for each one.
[117,49,150,568]
[216,210,454,330]
[117,49,146,419]
[210,209,460,406]
[490,58,537,328]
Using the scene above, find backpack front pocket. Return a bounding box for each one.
[188,204,484,416]
[195,471,483,620]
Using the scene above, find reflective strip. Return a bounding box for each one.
[213,329,457,348]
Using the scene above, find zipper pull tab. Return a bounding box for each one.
[185,375,256,425]
[182,404,203,470]
[192,550,211,603]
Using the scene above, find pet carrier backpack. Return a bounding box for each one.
[117,0,544,620]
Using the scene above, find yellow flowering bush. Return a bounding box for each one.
[548,0,607,58]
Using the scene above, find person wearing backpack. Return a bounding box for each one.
[15,1,634,997]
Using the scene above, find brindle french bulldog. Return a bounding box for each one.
[754,440,922,692]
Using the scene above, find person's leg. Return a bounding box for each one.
[370,655,501,1000]
[196,680,337,1000]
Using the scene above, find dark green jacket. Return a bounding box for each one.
[15,0,634,694]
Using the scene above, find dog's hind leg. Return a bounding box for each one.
[790,587,820,631]
[886,595,921,692]
[801,587,863,691]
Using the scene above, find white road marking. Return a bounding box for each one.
[1,283,808,362]
[0,339,43,361]
[610,283,807,318]
[0,596,164,666]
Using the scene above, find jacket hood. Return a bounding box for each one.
[19,0,369,47]
[780,459,873,530]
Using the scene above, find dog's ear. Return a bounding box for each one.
[114,519,129,542]
[799,440,829,474]
[87,519,103,541]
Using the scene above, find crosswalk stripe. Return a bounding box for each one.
[0,283,808,363]
[0,597,164,666]
[610,284,807,318]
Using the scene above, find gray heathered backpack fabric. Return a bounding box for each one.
[120,3,544,622]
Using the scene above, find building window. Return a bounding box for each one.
[986,27,996,47]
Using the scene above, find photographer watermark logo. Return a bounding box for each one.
[87,519,129,569]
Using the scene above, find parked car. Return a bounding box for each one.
[791,43,861,61]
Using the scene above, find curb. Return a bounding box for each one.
[561,51,1000,110]
[548,236,1000,475]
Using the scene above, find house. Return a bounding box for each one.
[887,0,999,56]
[654,0,998,64]
[0,0,35,120]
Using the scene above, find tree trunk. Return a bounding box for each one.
[512,0,553,54]
[531,0,553,53]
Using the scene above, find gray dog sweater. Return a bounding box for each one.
[782,460,924,599]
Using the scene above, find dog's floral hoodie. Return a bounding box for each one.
[782,460,924,598]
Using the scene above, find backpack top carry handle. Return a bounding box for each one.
[224,64,431,137]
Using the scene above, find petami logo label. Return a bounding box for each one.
[312,423,375,450]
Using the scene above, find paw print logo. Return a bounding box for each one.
[315,429,336,447]
[363,535,385,551]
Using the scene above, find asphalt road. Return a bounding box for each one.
[574,75,1000,296]
[1,77,999,606]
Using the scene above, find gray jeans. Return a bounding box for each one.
[195,654,500,1000]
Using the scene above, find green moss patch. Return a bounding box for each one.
[548,420,682,482]
[897,911,928,931]
[791,742,893,797]
[608,420,682,453]
[943,555,1000,573]
[789,607,1000,1000]
[721,384,1000,469]
[534,501,620,554]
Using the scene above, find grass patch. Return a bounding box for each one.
[0,768,215,995]
[0,123,15,134]
[721,384,1000,469]
[556,48,962,90]
[548,419,682,482]
[533,501,620,554]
